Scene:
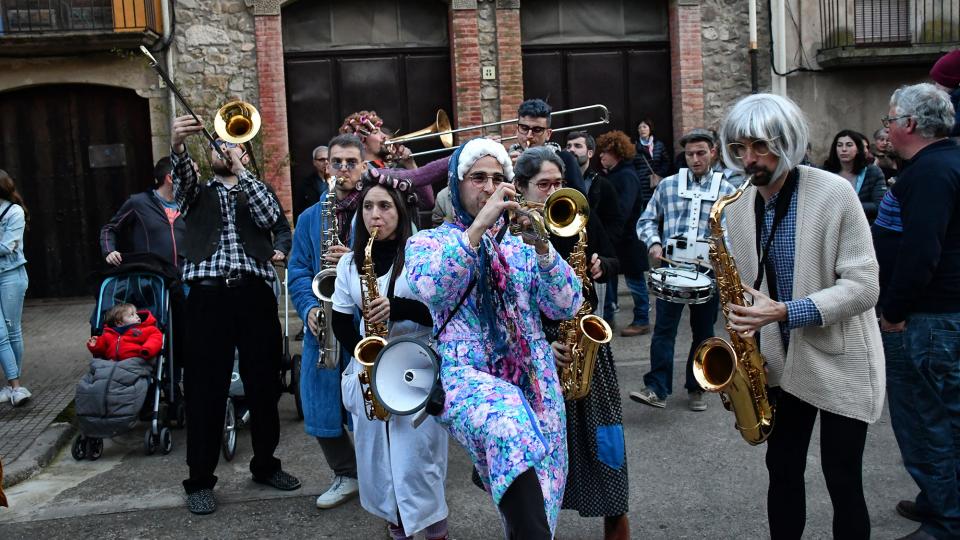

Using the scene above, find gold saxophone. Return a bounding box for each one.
[354,227,390,421]
[558,229,613,400]
[692,180,774,445]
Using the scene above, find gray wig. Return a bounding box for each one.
[890,83,956,139]
[719,93,809,182]
[513,146,566,189]
[312,145,328,159]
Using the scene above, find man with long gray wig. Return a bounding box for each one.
[877,82,960,540]
[718,94,884,539]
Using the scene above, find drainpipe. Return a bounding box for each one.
[771,0,788,96]
[161,0,175,143]
[749,0,758,93]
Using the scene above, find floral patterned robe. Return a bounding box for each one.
[404,222,582,533]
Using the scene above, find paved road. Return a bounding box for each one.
[0,294,919,539]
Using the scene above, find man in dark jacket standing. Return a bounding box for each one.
[878,82,960,540]
[294,145,329,224]
[101,157,185,270]
[170,115,301,516]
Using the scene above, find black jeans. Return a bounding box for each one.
[766,390,870,540]
[182,279,283,493]
[499,468,551,539]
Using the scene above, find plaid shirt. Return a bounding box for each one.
[170,150,280,282]
[760,185,822,350]
[637,167,737,248]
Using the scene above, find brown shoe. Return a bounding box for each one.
[620,324,651,337]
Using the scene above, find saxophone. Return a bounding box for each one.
[310,177,342,369]
[558,230,613,401]
[691,180,774,445]
[354,227,390,421]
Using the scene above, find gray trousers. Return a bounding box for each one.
[317,431,357,478]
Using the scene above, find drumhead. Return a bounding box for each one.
[648,268,713,288]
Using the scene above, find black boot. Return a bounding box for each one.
[498,468,551,540]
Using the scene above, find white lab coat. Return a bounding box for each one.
[333,254,449,534]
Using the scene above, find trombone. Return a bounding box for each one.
[387,104,610,159]
[140,46,261,165]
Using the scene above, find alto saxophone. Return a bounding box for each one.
[692,180,775,445]
[558,230,613,400]
[310,177,343,369]
[354,227,390,421]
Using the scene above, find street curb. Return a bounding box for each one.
[2,422,75,488]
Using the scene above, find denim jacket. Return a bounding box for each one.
[0,201,27,273]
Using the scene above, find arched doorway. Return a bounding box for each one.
[0,84,153,298]
[282,0,453,220]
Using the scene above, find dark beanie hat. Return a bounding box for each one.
[930,50,960,89]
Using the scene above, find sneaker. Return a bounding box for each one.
[629,387,665,408]
[612,303,621,313]
[186,488,217,515]
[10,386,31,407]
[315,475,359,509]
[688,390,707,412]
[253,469,302,491]
[620,324,651,337]
[0,386,11,404]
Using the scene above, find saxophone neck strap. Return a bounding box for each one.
[752,168,799,300]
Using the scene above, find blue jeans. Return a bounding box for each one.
[0,265,28,382]
[603,274,618,322]
[643,294,719,399]
[624,276,650,326]
[884,312,960,539]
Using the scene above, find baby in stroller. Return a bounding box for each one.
[86,303,163,361]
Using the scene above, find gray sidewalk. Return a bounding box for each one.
[0,299,93,477]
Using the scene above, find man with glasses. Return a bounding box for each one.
[513,99,586,195]
[631,128,736,411]
[169,116,301,515]
[718,94,883,539]
[876,83,960,540]
[288,133,368,511]
[295,145,329,224]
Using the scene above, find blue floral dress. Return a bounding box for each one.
[404,222,582,533]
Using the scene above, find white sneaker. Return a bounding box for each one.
[315,475,359,509]
[0,386,11,404]
[10,386,31,406]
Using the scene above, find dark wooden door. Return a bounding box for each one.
[0,84,152,298]
[522,46,674,151]
[285,50,453,214]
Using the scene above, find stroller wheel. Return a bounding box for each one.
[88,438,103,460]
[222,398,237,462]
[71,435,86,461]
[160,428,173,455]
[175,400,187,429]
[292,354,304,421]
[144,428,158,455]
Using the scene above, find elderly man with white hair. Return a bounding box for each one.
[404,138,582,539]
[717,94,883,540]
[876,82,960,540]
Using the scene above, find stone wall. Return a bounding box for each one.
[700,0,773,131]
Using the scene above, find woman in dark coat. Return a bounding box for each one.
[632,117,672,193]
[823,129,886,222]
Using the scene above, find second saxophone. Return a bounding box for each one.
[354,227,390,421]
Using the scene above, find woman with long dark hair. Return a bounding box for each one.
[0,170,29,406]
[331,181,449,540]
[823,130,886,221]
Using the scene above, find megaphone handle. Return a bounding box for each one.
[412,408,429,429]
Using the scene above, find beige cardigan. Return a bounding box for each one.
[725,166,885,423]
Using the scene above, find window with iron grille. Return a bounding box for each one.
[854,0,910,45]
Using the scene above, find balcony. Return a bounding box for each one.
[0,0,165,56]
[817,0,959,68]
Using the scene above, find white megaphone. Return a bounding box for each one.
[371,337,441,427]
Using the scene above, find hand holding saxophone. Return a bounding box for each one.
[551,341,573,368]
[323,244,351,265]
[306,306,322,336]
[364,296,390,325]
[725,284,787,335]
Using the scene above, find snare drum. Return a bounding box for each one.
[645,267,715,305]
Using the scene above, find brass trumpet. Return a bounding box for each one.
[509,187,589,242]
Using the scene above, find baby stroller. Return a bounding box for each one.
[72,255,183,460]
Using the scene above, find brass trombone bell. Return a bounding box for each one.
[214,100,262,144]
[544,187,589,238]
[387,109,453,149]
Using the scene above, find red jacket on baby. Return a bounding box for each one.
[87,310,163,361]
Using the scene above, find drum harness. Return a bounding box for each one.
[670,168,725,269]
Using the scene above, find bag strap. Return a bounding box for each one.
[432,277,476,342]
[0,203,15,224]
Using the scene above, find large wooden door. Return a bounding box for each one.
[0,84,152,298]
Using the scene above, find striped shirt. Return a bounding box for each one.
[873,190,903,232]
[170,150,280,282]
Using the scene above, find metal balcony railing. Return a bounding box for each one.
[0,0,161,36]
[819,0,959,50]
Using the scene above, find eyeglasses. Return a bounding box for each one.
[726,137,780,160]
[517,123,548,135]
[881,114,911,128]
[330,159,360,171]
[533,179,564,192]
[465,172,507,187]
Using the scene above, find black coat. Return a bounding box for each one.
[605,160,648,277]
[294,173,327,225]
[585,169,625,247]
